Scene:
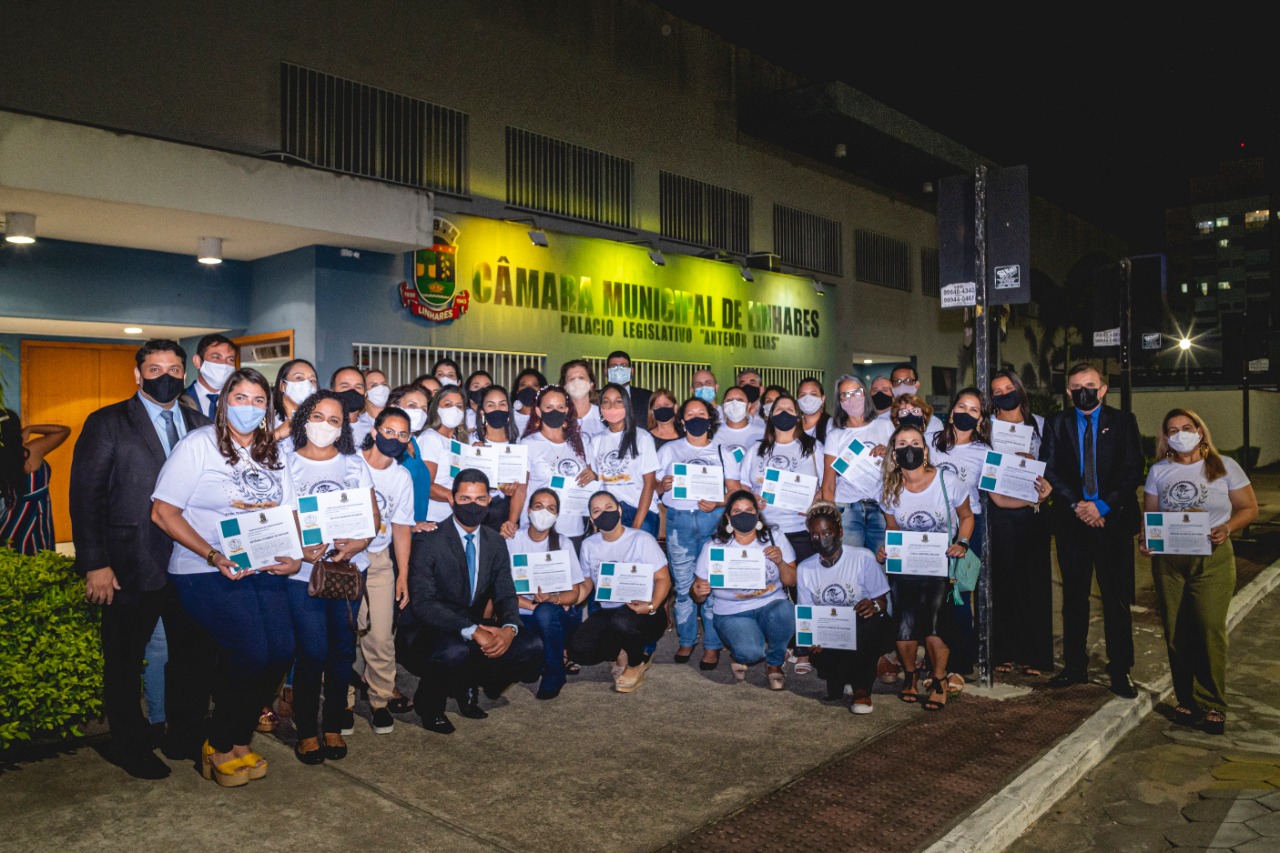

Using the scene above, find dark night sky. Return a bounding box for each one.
[655,6,1279,251]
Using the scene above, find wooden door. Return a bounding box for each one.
[20,341,139,545]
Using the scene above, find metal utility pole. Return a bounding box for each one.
[974,165,993,690]
[1118,258,1132,415]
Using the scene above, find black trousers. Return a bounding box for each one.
[100,583,215,756]
[568,607,666,667]
[409,629,544,716]
[811,613,892,695]
[1056,516,1136,674]
[989,504,1054,671]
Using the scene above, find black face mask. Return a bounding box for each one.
[729,512,758,533]
[1071,387,1100,410]
[469,388,488,407]
[951,411,979,433]
[516,386,538,408]
[992,390,1021,411]
[484,410,510,430]
[374,433,407,459]
[593,509,621,533]
[898,414,924,428]
[872,391,894,411]
[453,500,489,527]
[336,389,365,414]
[142,373,185,405]
[811,533,841,559]
[740,384,761,404]
[652,406,676,423]
[894,446,925,470]
[684,417,711,437]
[771,411,799,432]
[540,409,567,429]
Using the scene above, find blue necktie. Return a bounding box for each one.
[160,410,179,456]
[206,394,218,420]
[464,533,477,603]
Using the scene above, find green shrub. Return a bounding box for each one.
[0,548,102,750]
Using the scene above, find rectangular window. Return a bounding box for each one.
[280,63,469,195]
[505,127,633,229]
[1218,281,1232,290]
[1199,282,1210,295]
[1218,238,1230,248]
[1196,220,1215,234]
[920,246,940,297]
[1215,216,1230,227]
[659,172,751,255]
[1180,282,1189,294]
[773,205,843,276]
[1245,209,1270,229]
[854,228,910,291]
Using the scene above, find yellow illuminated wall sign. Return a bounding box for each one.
[442,215,822,354]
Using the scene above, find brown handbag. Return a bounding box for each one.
[308,550,364,601]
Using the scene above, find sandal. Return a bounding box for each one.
[322,732,348,761]
[386,693,415,714]
[1171,704,1200,727]
[1199,709,1225,736]
[793,658,813,675]
[767,667,785,691]
[256,708,279,733]
[995,661,1015,674]
[1020,666,1043,677]
[897,671,920,704]
[946,673,965,694]
[563,656,581,675]
[202,740,251,787]
[294,736,325,766]
[237,750,268,780]
[922,674,948,711]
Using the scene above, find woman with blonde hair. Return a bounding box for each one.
[1140,409,1256,735]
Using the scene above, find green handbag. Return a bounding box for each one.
[940,471,981,604]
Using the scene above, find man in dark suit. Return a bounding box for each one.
[70,339,214,777]
[1041,362,1145,698]
[180,333,237,419]
[399,469,543,734]
[607,350,650,418]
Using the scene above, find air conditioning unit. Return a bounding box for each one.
[745,252,782,272]
[243,341,292,364]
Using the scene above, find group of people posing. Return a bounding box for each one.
[69,335,1256,789]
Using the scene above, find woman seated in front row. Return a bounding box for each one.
[690,489,796,690]
[796,502,892,714]
[568,491,671,694]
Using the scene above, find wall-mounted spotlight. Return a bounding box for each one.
[739,265,754,282]
[812,278,826,297]
[528,229,549,247]
[197,236,223,265]
[3,212,36,244]
[648,249,666,266]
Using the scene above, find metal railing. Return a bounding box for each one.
[856,228,911,291]
[505,127,633,229]
[659,171,751,255]
[734,364,826,393]
[773,203,843,276]
[582,357,711,397]
[353,344,546,390]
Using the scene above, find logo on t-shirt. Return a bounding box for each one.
[818,583,855,606]
[554,457,584,477]
[902,510,943,532]
[597,449,631,484]
[1161,479,1208,510]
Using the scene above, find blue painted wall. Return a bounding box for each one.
[247,246,319,365]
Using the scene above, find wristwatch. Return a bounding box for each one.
[205,548,221,567]
[955,539,970,552]
[647,603,656,615]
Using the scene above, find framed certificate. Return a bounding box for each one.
[707,546,767,589]
[549,475,594,516]
[594,562,655,603]
[884,530,949,577]
[795,605,857,650]
[298,488,377,545]
[761,466,817,514]
[1145,512,1212,556]
[672,463,725,502]
[989,421,1035,455]
[450,440,500,484]
[510,550,575,594]
[219,505,303,573]
[978,451,1046,503]
[831,437,883,493]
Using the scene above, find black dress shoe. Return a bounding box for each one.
[457,688,489,719]
[1109,673,1138,699]
[113,748,171,780]
[421,713,455,735]
[1047,668,1088,688]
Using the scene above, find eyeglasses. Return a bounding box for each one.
[891,377,916,386]
[900,407,923,416]
[379,427,410,441]
[838,389,865,400]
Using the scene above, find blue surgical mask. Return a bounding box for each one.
[607,366,632,385]
[693,386,716,404]
[227,405,267,433]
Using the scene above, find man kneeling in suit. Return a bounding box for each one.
[399,468,544,734]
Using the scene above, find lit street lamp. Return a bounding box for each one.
[1179,337,1191,390]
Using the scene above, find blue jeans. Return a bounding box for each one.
[286,579,359,738]
[620,501,660,538]
[173,572,294,752]
[839,500,886,554]
[665,507,722,648]
[521,603,581,692]
[142,621,168,723]
[713,598,796,667]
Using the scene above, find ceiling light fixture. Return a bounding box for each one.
[123,327,143,335]
[197,237,223,265]
[3,212,36,244]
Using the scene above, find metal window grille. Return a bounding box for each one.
[659,171,751,254]
[920,246,940,297]
[855,228,911,291]
[734,365,826,393]
[505,127,633,229]
[280,62,469,195]
[773,204,843,276]
[582,357,710,397]
[352,344,545,391]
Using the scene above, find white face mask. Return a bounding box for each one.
[304,420,341,448]
[607,365,632,385]
[722,400,748,423]
[199,360,235,391]
[798,393,824,415]
[891,383,917,398]
[761,402,773,419]
[529,507,558,532]
[438,406,465,429]
[406,407,428,432]
[436,374,458,387]
[366,385,390,407]
[283,379,316,406]
[1168,430,1202,454]
[565,378,592,400]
